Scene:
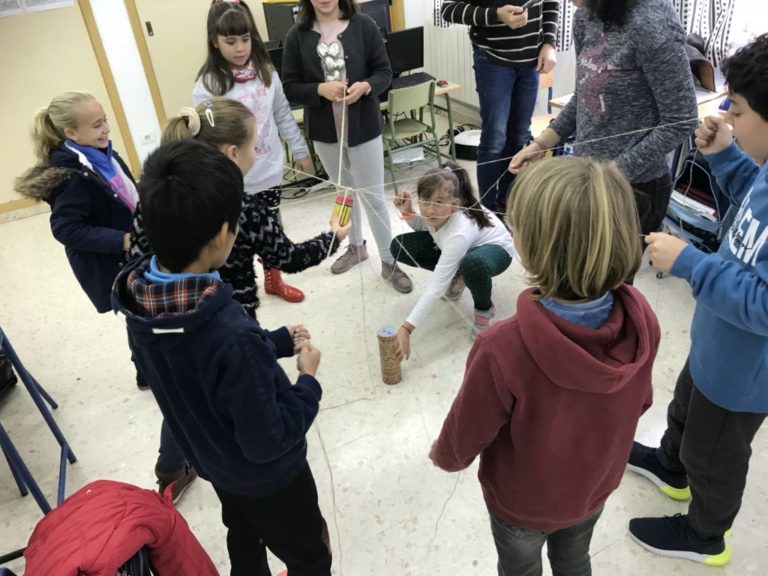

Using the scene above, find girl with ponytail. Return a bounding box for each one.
[130,97,350,318]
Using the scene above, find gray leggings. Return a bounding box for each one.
[314,137,394,264]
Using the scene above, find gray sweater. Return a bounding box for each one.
[549,0,697,183]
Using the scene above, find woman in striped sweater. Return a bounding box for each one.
[441,0,559,213]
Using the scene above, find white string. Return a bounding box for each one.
[326,90,350,260]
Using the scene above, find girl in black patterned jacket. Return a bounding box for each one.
[130,98,349,318]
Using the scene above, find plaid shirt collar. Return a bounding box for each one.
[127,258,222,319]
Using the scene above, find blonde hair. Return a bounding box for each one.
[507,156,641,301]
[162,97,254,149]
[31,90,95,164]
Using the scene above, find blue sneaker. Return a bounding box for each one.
[629,514,731,567]
[627,441,691,501]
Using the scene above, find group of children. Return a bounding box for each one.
[12,0,768,570]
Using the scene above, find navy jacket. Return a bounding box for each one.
[34,145,134,312]
[112,256,323,497]
[282,13,391,146]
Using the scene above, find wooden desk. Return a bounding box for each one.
[291,81,463,161]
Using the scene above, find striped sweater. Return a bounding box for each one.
[441,0,559,67]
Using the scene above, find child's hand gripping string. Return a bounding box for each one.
[394,190,415,219]
[695,115,734,156]
[296,340,321,376]
[288,324,312,352]
[645,233,688,274]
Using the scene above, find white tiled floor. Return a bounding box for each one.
[1,158,767,575]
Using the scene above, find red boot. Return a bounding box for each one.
[263,267,305,303]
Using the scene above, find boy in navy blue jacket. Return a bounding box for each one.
[627,34,768,566]
[112,140,331,576]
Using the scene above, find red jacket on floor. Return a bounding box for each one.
[24,480,218,576]
[432,286,659,531]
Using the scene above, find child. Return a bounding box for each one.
[16,91,195,500]
[130,97,349,319]
[113,139,332,576]
[391,162,514,358]
[194,0,312,303]
[16,91,136,317]
[282,0,413,293]
[430,156,659,576]
[628,34,768,566]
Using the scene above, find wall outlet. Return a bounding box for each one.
[139,131,157,145]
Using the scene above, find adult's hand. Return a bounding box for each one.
[496,5,528,29]
[537,44,557,74]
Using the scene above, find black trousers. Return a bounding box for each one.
[632,172,674,237]
[658,359,766,538]
[214,465,332,576]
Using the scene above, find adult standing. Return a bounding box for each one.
[510,0,698,238]
[442,0,559,212]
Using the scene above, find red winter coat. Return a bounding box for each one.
[24,480,218,576]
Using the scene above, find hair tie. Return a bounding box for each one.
[178,106,202,137]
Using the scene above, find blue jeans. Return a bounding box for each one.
[490,507,603,576]
[473,46,539,213]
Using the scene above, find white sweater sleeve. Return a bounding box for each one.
[192,77,213,106]
[406,232,473,328]
[272,73,310,160]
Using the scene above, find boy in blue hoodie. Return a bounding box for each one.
[627,34,768,566]
[112,140,331,576]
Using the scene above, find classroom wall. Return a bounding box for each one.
[91,0,160,163]
[0,5,129,207]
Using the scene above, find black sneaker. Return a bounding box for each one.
[629,514,731,566]
[627,441,691,501]
[156,463,197,504]
[136,372,150,391]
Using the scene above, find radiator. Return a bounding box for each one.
[424,22,479,108]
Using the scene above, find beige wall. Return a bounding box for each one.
[0,5,128,207]
[133,0,269,120]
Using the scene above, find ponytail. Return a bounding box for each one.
[417,161,492,229]
[30,90,94,165]
[162,98,254,149]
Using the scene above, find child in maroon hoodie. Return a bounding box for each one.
[430,156,660,576]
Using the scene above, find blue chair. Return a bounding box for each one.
[0,327,76,514]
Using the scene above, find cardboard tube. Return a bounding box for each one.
[377,325,402,385]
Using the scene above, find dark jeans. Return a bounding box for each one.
[632,172,674,237]
[390,231,512,310]
[214,465,332,576]
[473,46,539,213]
[658,359,767,538]
[490,508,603,576]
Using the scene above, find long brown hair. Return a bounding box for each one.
[197,0,273,95]
[417,161,492,229]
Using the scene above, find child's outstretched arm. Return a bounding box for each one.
[430,339,514,472]
[239,195,348,273]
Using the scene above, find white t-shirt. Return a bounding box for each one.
[193,70,309,194]
[406,208,514,327]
